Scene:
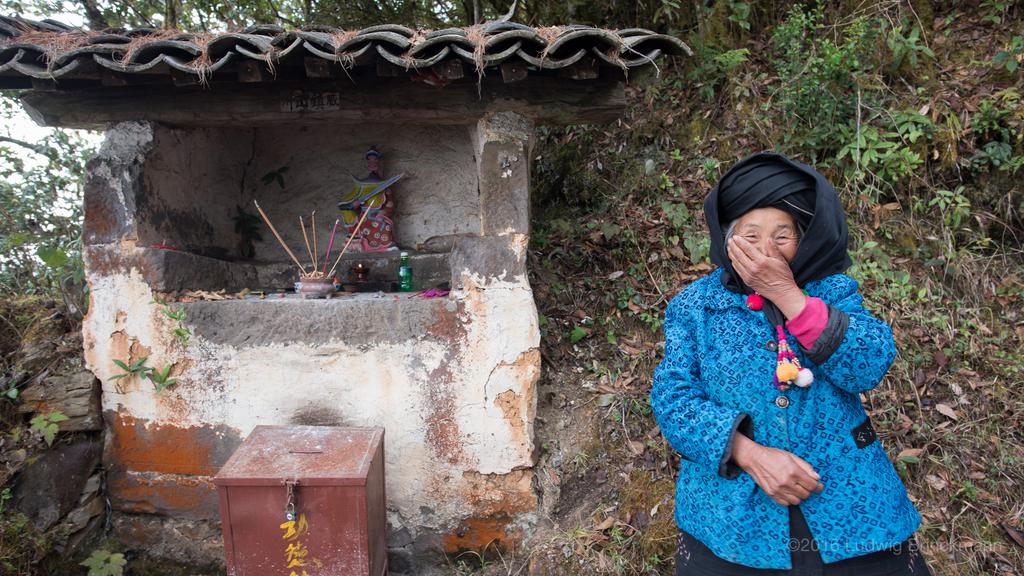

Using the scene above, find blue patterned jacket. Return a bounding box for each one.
[651,269,922,569]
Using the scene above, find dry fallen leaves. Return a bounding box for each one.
[925,474,948,491]
[1003,523,1024,549]
[936,403,959,420]
[898,448,924,462]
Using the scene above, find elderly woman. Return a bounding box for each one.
[651,153,932,575]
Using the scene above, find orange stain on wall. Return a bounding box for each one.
[108,471,220,519]
[107,412,221,475]
[442,515,522,554]
[105,412,241,519]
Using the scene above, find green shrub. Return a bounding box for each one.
[769,6,879,157]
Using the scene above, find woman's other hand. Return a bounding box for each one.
[732,433,824,506]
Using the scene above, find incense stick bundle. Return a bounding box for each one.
[253,200,309,276]
[326,207,373,279]
[311,211,319,274]
[323,219,340,274]
[300,216,316,273]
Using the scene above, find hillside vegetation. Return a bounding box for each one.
[522,2,1024,575]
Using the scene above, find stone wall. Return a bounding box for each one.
[9,303,106,562]
[81,114,540,572]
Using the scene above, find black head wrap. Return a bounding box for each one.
[704,152,852,326]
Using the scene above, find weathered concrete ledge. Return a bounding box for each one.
[183,293,458,348]
[90,246,452,293]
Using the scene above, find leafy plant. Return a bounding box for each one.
[980,0,1012,24]
[80,549,127,576]
[770,7,877,155]
[171,325,191,345]
[146,364,178,393]
[970,141,1014,172]
[29,411,68,446]
[929,186,972,229]
[2,379,18,400]
[110,357,151,387]
[153,298,191,346]
[967,96,1024,172]
[683,233,710,264]
[847,240,922,304]
[661,201,691,230]
[892,110,937,145]
[994,36,1023,73]
[653,0,685,28]
[109,356,177,393]
[638,310,664,332]
[0,108,93,306]
[726,0,751,32]
[36,244,68,269]
[837,124,923,193]
[975,98,1013,142]
[887,24,935,74]
[687,46,750,101]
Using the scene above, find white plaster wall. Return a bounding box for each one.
[83,246,539,533]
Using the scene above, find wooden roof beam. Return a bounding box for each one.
[20,77,626,129]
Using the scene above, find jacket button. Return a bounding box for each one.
[774,396,790,408]
[765,340,777,351]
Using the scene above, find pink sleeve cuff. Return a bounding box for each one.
[786,296,829,350]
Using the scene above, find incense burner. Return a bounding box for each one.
[297,277,336,299]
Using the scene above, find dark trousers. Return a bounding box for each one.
[675,506,933,576]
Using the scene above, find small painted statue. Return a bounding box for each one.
[337,148,398,252]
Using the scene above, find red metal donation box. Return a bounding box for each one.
[214,425,387,576]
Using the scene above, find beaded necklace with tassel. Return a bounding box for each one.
[746,292,815,392]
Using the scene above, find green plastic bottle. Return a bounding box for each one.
[398,252,413,292]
